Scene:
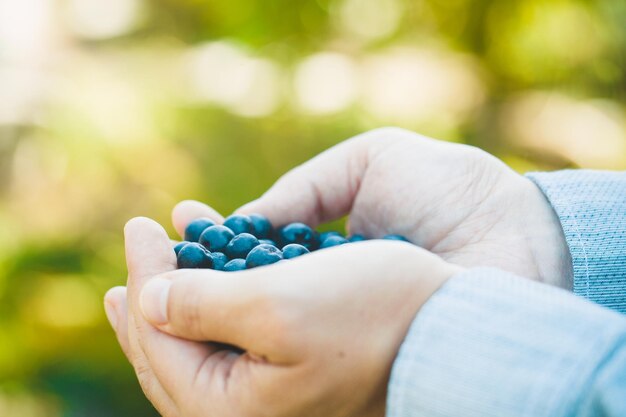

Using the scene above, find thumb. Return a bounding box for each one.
[125,217,177,285]
[139,270,290,362]
[236,132,375,228]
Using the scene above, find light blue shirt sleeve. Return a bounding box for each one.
[387,170,626,417]
[387,269,626,417]
[527,170,626,313]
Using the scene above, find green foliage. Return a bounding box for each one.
[0,0,625,415]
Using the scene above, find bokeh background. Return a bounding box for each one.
[0,0,625,415]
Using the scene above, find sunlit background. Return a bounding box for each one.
[0,0,625,415]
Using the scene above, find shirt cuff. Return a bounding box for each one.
[387,268,626,417]
[526,170,626,314]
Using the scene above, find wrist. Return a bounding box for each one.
[404,246,465,312]
[519,177,573,289]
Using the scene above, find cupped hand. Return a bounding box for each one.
[105,216,461,417]
[181,128,570,287]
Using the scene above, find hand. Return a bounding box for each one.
[104,217,461,417]
[206,127,569,288]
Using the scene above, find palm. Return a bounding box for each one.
[348,137,533,274]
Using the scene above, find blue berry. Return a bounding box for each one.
[320,235,349,249]
[176,219,414,271]
[211,252,229,270]
[177,243,214,269]
[320,231,343,241]
[383,234,409,242]
[225,233,260,259]
[349,234,366,242]
[278,222,320,250]
[184,218,216,242]
[223,214,254,235]
[249,213,273,239]
[223,258,247,272]
[282,243,310,259]
[246,244,283,268]
[173,241,190,256]
[199,225,235,252]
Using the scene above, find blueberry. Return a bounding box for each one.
[278,222,320,250]
[225,233,260,259]
[223,258,247,272]
[184,218,216,242]
[249,213,273,239]
[223,215,254,235]
[282,243,310,259]
[211,252,229,271]
[173,241,190,256]
[177,243,214,269]
[259,239,277,246]
[383,234,409,242]
[246,244,283,268]
[320,235,349,249]
[320,231,343,241]
[199,225,235,252]
[348,234,366,242]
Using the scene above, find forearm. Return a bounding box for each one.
[387,268,626,417]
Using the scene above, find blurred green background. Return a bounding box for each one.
[0,0,625,415]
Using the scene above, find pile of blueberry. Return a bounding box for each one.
[174,214,409,272]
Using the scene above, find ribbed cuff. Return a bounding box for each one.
[527,170,626,314]
[387,268,626,417]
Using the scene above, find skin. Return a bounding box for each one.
[104,128,572,416]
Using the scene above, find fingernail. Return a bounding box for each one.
[140,278,171,325]
[104,301,118,331]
